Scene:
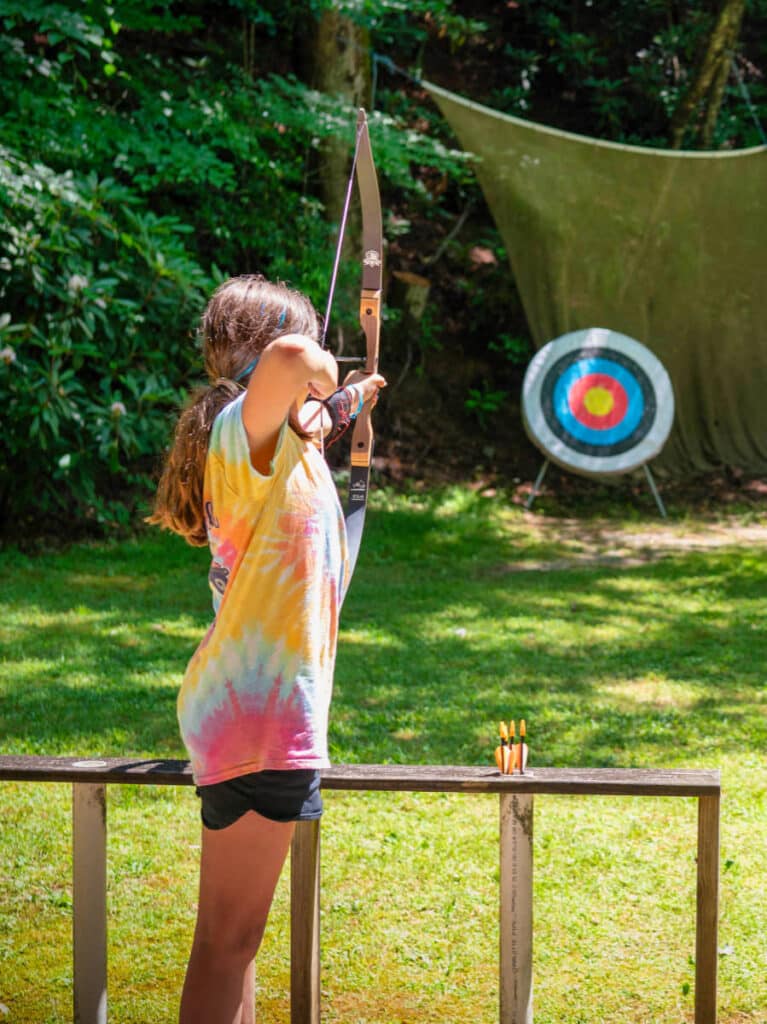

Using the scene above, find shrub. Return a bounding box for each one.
[0,148,211,535]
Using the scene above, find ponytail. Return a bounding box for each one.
[147,380,242,546]
[147,274,320,547]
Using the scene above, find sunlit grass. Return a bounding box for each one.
[1,490,765,1022]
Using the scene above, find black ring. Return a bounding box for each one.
[540,347,657,457]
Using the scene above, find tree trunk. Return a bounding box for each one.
[312,10,372,223]
[242,16,255,79]
[669,0,746,149]
[700,41,733,147]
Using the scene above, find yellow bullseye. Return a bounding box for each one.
[583,386,614,417]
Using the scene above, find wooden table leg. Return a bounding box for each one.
[291,819,321,1024]
[73,783,107,1024]
[695,794,720,1024]
[500,793,534,1024]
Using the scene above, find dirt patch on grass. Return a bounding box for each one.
[501,514,767,572]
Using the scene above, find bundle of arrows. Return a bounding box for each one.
[494,719,528,775]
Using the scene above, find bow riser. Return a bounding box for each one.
[348,110,382,479]
[350,289,381,472]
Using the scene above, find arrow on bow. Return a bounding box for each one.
[322,108,383,597]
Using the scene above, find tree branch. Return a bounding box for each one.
[669,0,746,149]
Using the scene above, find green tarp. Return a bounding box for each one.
[426,81,767,475]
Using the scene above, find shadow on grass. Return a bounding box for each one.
[1,503,765,769]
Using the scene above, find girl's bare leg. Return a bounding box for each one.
[179,811,295,1024]
[236,961,255,1024]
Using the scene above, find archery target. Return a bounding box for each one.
[522,328,674,475]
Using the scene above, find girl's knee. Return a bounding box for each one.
[192,919,267,967]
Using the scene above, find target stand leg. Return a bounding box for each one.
[526,460,550,510]
[643,463,667,519]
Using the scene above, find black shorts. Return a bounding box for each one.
[196,769,323,831]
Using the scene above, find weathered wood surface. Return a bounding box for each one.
[500,793,534,1024]
[291,821,322,1024]
[695,794,721,1024]
[0,757,720,796]
[320,764,720,796]
[0,756,195,786]
[73,783,107,1024]
[0,757,716,794]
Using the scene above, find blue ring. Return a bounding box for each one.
[552,358,645,446]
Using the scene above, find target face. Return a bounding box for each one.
[522,328,674,475]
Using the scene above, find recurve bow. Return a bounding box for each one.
[322,109,383,597]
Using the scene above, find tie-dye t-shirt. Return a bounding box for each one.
[178,393,348,786]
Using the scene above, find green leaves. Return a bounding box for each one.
[0,0,509,542]
[0,145,209,534]
[464,382,508,428]
[488,1,763,147]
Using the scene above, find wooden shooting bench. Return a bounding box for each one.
[0,757,721,1024]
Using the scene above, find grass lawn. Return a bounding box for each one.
[0,488,765,1023]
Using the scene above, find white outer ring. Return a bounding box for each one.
[522,327,675,475]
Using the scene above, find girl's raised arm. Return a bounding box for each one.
[241,334,337,473]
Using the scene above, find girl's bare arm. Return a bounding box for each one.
[242,334,337,472]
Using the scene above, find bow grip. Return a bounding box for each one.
[350,288,381,467]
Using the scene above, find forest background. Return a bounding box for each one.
[1,0,766,543]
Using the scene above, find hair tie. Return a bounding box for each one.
[277,306,287,329]
[235,357,260,382]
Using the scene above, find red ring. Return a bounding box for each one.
[568,373,628,429]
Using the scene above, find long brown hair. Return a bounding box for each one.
[148,275,320,546]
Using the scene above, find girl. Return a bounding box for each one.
[149,274,385,1024]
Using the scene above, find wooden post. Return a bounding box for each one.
[291,819,321,1024]
[695,794,720,1024]
[72,783,107,1024]
[500,793,534,1024]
